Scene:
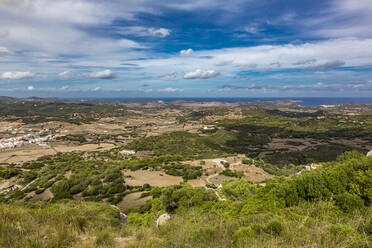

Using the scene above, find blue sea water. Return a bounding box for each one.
[101,97,372,107]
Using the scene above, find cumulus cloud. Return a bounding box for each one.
[159,87,184,92]
[0,47,10,54]
[221,83,267,90]
[90,70,115,79]
[1,71,34,80]
[92,87,101,91]
[59,70,74,80]
[148,28,170,37]
[305,60,345,70]
[27,85,34,91]
[184,69,219,79]
[117,26,170,38]
[180,48,194,56]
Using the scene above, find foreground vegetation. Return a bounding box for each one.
[1,151,371,247]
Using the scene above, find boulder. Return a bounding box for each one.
[156,213,171,227]
[119,212,128,226]
[110,205,127,226]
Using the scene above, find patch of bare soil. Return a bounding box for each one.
[0,177,21,192]
[53,143,115,152]
[208,174,235,184]
[0,146,56,163]
[187,179,206,187]
[123,170,183,187]
[73,192,84,200]
[117,191,151,211]
[231,164,273,182]
[33,188,53,200]
[64,170,72,179]
[0,143,115,163]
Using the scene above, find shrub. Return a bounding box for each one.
[330,224,355,243]
[232,226,255,246]
[250,223,264,235]
[0,167,21,179]
[265,220,284,236]
[335,193,364,212]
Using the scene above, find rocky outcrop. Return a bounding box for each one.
[156,213,171,227]
[110,205,127,226]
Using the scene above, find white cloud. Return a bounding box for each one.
[118,39,144,48]
[60,85,69,90]
[304,0,372,39]
[117,26,170,38]
[90,70,115,79]
[1,71,34,80]
[159,87,184,92]
[184,69,219,79]
[27,85,34,91]
[180,48,194,56]
[59,71,74,80]
[0,46,10,54]
[214,60,233,66]
[158,72,177,79]
[305,60,345,70]
[92,87,101,91]
[148,28,170,38]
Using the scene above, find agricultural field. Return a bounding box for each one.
[0,97,372,247]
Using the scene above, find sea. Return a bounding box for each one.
[99,97,372,107]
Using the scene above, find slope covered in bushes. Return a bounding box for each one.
[1,151,371,247]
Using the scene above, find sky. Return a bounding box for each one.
[0,0,372,98]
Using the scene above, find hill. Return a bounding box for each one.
[1,151,371,247]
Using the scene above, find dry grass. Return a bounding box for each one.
[123,170,183,187]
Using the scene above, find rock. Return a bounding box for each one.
[119,212,128,226]
[110,205,127,226]
[367,151,372,157]
[156,213,171,227]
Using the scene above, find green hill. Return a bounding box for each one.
[1,151,371,247]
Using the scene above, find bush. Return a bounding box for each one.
[335,193,364,212]
[242,158,253,165]
[232,226,255,246]
[265,220,284,236]
[250,223,264,235]
[330,224,355,243]
[0,167,21,179]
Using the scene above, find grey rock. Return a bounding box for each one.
[156,213,171,227]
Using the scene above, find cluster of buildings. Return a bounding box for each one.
[0,134,53,150]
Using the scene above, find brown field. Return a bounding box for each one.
[32,188,53,200]
[183,155,273,183]
[231,164,273,182]
[117,191,152,211]
[208,174,235,184]
[186,179,206,187]
[0,143,116,163]
[53,143,115,152]
[123,170,183,187]
[0,146,55,163]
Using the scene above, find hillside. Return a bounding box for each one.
[1,151,371,247]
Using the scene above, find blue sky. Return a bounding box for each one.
[0,0,372,98]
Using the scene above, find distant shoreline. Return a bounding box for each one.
[2,96,372,107]
[70,97,372,107]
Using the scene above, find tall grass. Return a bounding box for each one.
[0,200,122,248]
